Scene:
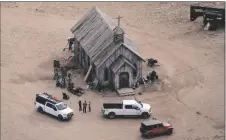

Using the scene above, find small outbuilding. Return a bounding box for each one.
[70,6,145,90]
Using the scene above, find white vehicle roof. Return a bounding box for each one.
[122,100,138,105]
[37,92,62,104]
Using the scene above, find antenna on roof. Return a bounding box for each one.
[115,15,123,26]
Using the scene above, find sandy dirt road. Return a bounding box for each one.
[1,2,224,140]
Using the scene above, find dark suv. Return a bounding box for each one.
[140,119,173,138]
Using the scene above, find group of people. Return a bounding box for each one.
[78,100,91,113]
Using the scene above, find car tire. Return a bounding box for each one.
[141,112,149,119]
[37,107,43,113]
[167,129,173,135]
[58,115,64,121]
[108,112,116,119]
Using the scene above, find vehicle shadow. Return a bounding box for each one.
[140,134,173,140]
[28,110,73,124]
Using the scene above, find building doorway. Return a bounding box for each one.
[119,72,129,88]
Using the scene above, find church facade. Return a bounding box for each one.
[70,7,145,90]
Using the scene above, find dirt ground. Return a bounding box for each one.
[1,2,225,140]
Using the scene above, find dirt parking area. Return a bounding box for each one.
[1,2,224,140]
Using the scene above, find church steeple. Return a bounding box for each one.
[113,15,124,44]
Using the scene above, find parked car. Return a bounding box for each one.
[34,92,74,121]
[140,119,173,138]
[101,99,151,119]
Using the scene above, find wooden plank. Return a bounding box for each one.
[80,18,104,47]
[95,43,122,68]
[78,15,102,40]
[112,58,136,73]
[91,37,113,61]
[92,37,115,62]
[91,29,112,51]
[74,12,98,42]
[85,26,109,54]
[89,33,113,60]
[74,8,98,34]
[90,34,113,57]
[83,25,107,51]
[123,42,146,62]
[117,88,135,96]
[124,37,138,52]
[92,42,114,63]
[76,17,99,42]
[80,19,105,48]
[87,27,110,55]
[84,65,93,82]
[95,43,122,66]
[71,7,96,32]
[73,9,97,35]
[111,56,123,72]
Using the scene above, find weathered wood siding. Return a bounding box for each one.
[97,44,142,86]
[74,36,91,73]
[79,48,91,74]
[114,65,134,89]
[73,36,79,68]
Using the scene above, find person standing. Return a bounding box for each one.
[68,38,74,51]
[88,101,91,112]
[78,100,82,111]
[83,101,87,113]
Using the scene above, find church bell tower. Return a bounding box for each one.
[114,16,124,44]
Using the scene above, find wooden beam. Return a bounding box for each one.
[84,65,93,82]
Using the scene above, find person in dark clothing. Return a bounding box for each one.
[88,101,91,112]
[68,73,72,84]
[53,68,58,80]
[56,77,60,87]
[150,71,159,83]
[78,100,82,111]
[150,71,157,81]
[68,38,74,51]
[83,101,87,113]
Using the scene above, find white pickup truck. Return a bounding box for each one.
[101,99,152,119]
[35,92,74,121]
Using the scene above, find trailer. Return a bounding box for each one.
[190,5,225,30]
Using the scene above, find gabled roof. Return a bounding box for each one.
[110,55,136,73]
[71,7,145,66]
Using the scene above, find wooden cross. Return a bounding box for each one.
[116,15,123,26]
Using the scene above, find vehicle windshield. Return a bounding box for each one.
[56,103,67,110]
[134,97,143,108]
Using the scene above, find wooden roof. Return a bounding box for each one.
[110,55,136,73]
[71,7,145,66]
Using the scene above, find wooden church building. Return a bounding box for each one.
[70,7,145,90]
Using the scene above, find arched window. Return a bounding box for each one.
[104,68,109,81]
[133,63,137,78]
